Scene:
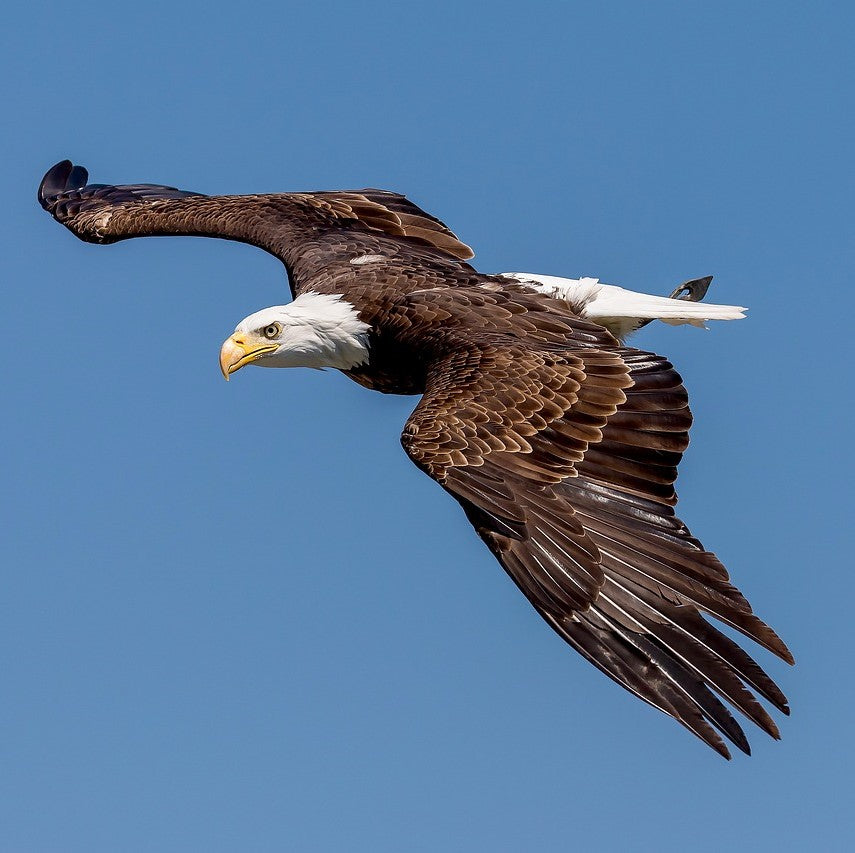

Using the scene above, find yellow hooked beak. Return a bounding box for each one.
[219,334,278,380]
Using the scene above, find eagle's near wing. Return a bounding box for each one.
[401,318,791,758]
[38,160,474,293]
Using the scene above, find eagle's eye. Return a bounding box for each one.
[263,323,281,339]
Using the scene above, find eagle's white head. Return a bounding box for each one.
[219,292,372,379]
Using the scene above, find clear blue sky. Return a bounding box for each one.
[3,1,853,850]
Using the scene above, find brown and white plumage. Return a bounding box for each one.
[39,160,791,758]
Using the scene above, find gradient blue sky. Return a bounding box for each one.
[3,1,853,850]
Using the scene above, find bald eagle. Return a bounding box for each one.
[39,160,790,758]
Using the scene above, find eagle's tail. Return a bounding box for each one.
[501,273,746,340]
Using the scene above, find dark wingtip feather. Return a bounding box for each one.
[699,726,732,760]
[67,164,89,190]
[762,625,795,666]
[39,160,72,206]
[38,160,89,208]
[669,276,714,303]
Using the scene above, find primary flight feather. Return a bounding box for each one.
[38,160,790,758]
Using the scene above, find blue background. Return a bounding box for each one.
[3,1,852,850]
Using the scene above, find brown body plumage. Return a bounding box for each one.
[39,160,792,758]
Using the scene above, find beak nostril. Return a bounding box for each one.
[232,334,246,346]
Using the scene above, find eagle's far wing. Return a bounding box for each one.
[402,341,792,758]
[38,161,475,294]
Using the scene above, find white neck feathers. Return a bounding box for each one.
[238,292,371,370]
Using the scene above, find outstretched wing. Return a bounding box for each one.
[402,340,791,758]
[38,160,474,293]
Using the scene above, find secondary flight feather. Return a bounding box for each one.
[39,160,791,758]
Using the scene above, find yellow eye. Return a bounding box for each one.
[263,323,281,339]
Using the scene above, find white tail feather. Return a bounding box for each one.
[501,273,746,339]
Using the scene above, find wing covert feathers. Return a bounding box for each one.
[403,340,791,758]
